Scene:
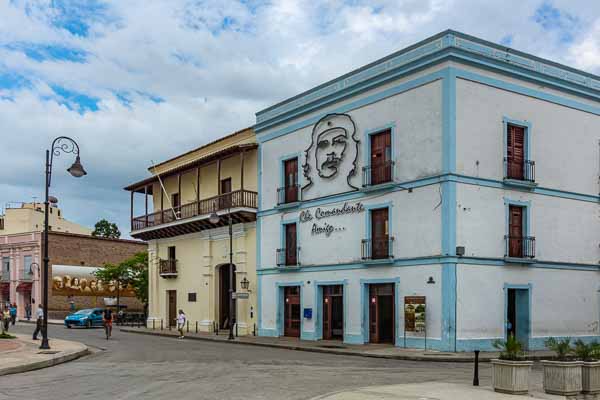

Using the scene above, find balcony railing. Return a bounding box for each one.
[361,237,394,260]
[362,161,395,188]
[159,259,178,278]
[504,158,535,182]
[504,235,536,259]
[132,189,258,231]
[276,247,300,267]
[277,184,301,206]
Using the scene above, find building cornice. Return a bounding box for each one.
[255,30,599,132]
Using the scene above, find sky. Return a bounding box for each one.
[0,0,599,237]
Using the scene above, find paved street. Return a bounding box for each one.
[0,324,489,400]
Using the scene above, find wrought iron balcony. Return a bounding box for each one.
[131,189,258,240]
[277,184,301,206]
[276,247,300,267]
[159,259,178,278]
[504,235,536,259]
[362,161,395,188]
[504,158,535,182]
[361,237,395,261]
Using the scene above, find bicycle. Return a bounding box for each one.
[103,319,112,340]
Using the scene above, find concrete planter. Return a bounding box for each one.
[491,359,533,395]
[542,360,583,396]
[582,361,600,394]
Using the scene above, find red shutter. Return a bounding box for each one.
[284,158,298,203]
[371,208,389,259]
[508,206,523,257]
[285,223,297,266]
[370,130,392,185]
[507,125,525,179]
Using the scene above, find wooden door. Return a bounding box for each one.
[219,265,236,329]
[285,223,297,266]
[370,130,392,185]
[508,206,523,257]
[167,290,177,327]
[323,285,343,340]
[371,208,389,259]
[284,158,298,203]
[220,178,232,208]
[369,284,395,344]
[507,125,525,179]
[284,286,300,337]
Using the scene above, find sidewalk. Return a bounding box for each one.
[0,333,88,376]
[310,382,565,400]
[120,326,555,362]
[19,319,64,325]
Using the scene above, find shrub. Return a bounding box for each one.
[493,335,525,361]
[545,337,572,361]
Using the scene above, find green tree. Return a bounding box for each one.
[94,252,148,314]
[92,219,121,239]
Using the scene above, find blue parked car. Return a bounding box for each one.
[64,308,104,328]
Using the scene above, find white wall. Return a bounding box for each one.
[260,76,444,211]
[259,264,443,341]
[260,184,442,268]
[456,77,600,196]
[457,264,600,340]
[456,184,600,264]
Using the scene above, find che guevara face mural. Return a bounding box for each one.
[302,113,359,194]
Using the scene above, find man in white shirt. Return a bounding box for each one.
[177,309,186,339]
[32,304,44,340]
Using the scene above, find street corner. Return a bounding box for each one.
[0,333,89,376]
[310,382,556,400]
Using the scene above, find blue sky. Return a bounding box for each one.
[0,0,598,237]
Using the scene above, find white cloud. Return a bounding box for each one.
[0,0,598,236]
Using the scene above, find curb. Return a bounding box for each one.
[119,328,482,362]
[19,320,64,326]
[0,345,89,376]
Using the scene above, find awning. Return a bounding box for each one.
[16,282,32,292]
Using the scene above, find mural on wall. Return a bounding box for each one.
[302,113,360,194]
[51,265,135,297]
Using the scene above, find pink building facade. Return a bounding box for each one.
[0,232,42,319]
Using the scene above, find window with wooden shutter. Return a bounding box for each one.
[506,124,525,180]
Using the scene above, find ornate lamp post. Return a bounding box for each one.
[209,201,235,341]
[41,137,86,349]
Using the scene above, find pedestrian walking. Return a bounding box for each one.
[9,303,17,325]
[2,307,10,333]
[32,304,43,340]
[176,309,186,339]
[25,303,32,321]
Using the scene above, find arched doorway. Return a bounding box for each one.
[218,264,236,330]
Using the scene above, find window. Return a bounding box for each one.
[220,178,232,208]
[1,257,9,275]
[370,208,390,259]
[506,124,525,180]
[364,129,393,187]
[283,158,299,203]
[23,255,32,278]
[507,205,524,258]
[168,246,176,260]
[504,120,535,183]
[188,293,197,302]
[284,223,297,266]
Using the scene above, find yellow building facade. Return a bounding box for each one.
[0,202,92,236]
[125,128,258,335]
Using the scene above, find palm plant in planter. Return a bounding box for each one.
[574,340,600,394]
[491,335,532,394]
[542,337,582,396]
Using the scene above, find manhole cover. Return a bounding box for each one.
[37,350,60,355]
[318,345,346,349]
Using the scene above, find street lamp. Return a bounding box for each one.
[209,201,235,340]
[41,137,86,350]
[240,277,249,290]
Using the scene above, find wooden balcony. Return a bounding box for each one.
[159,259,178,278]
[131,189,258,240]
